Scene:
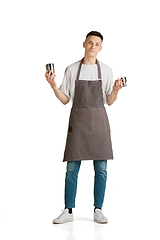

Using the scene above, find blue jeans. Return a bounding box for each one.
[64,160,107,209]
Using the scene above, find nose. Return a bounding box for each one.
[91,43,95,49]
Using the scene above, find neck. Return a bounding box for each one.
[83,55,97,65]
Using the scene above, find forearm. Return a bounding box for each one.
[107,90,119,106]
[52,86,69,105]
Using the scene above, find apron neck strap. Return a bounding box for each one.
[76,57,101,81]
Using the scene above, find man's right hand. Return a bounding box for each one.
[45,70,57,89]
[45,70,69,105]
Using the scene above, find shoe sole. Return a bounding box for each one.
[94,219,108,224]
[53,219,73,224]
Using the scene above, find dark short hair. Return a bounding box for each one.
[86,31,103,41]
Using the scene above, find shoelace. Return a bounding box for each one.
[57,210,65,219]
[96,210,105,219]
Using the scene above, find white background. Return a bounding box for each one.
[0,0,160,239]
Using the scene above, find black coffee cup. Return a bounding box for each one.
[46,63,54,75]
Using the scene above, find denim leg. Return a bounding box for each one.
[64,161,81,208]
[93,160,107,208]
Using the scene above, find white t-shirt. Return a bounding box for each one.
[59,61,114,104]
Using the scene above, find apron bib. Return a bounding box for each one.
[63,58,113,161]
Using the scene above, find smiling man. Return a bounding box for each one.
[45,31,123,224]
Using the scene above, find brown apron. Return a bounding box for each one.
[63,58,113,162]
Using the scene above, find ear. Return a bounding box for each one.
[83,42,85,48]
[99,46,102,52]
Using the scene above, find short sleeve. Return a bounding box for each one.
[59,67,71,101]
[105,68,114,97]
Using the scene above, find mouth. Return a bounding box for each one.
[89,50,94,52]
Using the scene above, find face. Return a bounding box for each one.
[83,35,102,58]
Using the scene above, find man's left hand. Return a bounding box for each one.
[113,78,123,91]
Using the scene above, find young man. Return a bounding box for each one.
[45,31,123,224]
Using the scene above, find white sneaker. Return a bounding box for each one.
[94,209,108,224]
[53,209,73,224]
